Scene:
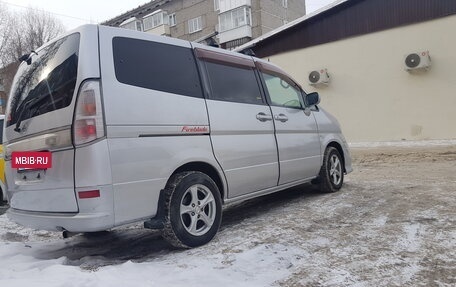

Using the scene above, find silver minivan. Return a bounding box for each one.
[4,25,352,247]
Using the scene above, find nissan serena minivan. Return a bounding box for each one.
[4,25,352,248]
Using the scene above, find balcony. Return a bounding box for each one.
[219,0,251,13]
[218,5,252,44]
[218,24,252,44]
[119,17,143,31]
[143,10,170,36]
[144,24,170,36]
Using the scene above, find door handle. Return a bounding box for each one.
[256,112,273,122]
[274,114,289,122]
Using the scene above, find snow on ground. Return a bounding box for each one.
[1,144,455,286]
[0,213,301,287]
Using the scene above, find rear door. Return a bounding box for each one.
[195,48,279,198]
[4,25,100,212]
[257,61,321,185]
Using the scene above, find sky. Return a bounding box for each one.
[1,0,338,30]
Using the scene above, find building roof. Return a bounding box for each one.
[103,0,169,26]
[236,0,456,57]
[235,0,348,52]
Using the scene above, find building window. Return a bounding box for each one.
[169,13,176,27]
[136,21,143,31]
[219,6,251,32]
[282,0,288,8]
[188,16,202,33]
[143,10,169,31]
[214,0,220,11]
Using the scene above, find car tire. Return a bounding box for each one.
[162,171,222,248]
[0,188,4,206]
[317,147,344,193]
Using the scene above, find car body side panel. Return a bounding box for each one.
[313,107,353,173]
[107,134,221,225]
[270,107,321,184]
[205,100,279,199]
[98,26,218,225]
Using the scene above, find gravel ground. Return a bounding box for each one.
[0,144,455,286]
[276,145,456,286]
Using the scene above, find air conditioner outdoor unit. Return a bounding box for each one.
[404,51,431,71]
[308,69,330,86]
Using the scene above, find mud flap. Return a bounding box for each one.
[144,189,166,229]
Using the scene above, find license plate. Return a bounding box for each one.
[16,168,46,182]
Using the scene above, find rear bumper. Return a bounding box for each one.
[7,208,115,232]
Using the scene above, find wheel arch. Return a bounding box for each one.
[326,141,346,173]
[169,161,225,203]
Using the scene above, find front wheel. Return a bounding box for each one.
[162,171,222,248]
[317,147,344,193]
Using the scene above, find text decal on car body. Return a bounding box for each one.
[181,126,209,133]
[11,151,52,169]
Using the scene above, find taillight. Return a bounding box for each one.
[73,80,105,145]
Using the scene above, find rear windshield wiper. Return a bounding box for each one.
[18,50,38,65]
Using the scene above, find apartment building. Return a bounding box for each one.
[103,0,306,49]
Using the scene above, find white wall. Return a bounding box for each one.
[267,15,456,142]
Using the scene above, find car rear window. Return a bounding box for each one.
[112,37,203,98]
[7,33,80,126]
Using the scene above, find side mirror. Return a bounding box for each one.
[306,92,320,106]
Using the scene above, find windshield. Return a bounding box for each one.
[7,33,80,126]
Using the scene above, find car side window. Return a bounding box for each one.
[205,61,264,105]
[112,37,202,98]
[262,72,303,109]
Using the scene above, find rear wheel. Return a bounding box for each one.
[162,171,222,248]
[317,147,344,193]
